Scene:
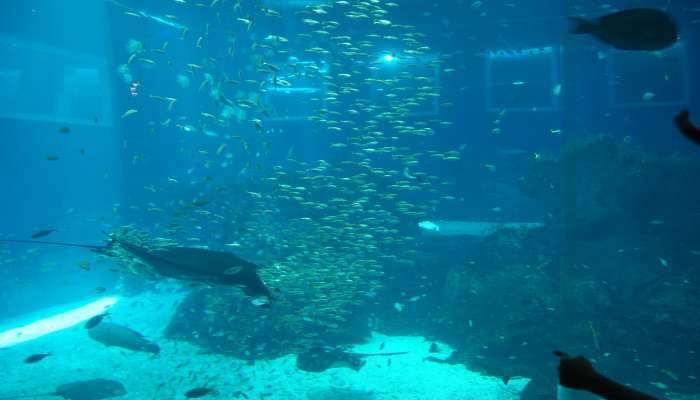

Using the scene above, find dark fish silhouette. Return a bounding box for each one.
[0,234,273,306]
[675,110,700,147]
[24,353,51,363]
[31,229,55,239]
[0,378,126,400]
[87,322,160,354]
[428,342,439,353]
[53,379,126,400]
[295,346,408,373]
[185,387,216,398]
[569,8,678,50]
[85,312,110,329]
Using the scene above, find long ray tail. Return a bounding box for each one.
[0,238,106,250]
[352,351,409,357]
[675,110,700,146]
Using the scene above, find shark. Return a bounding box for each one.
[0,233,274,307]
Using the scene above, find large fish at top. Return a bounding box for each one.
[569,8,678,51]
[0,233,274,307]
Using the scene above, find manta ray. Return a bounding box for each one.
[0,234,273,307]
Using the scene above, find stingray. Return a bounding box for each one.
[0,235,273,307]
[296,346,408,373]
[0,378,126,400]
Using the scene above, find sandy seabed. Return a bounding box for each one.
[0,288,528,400]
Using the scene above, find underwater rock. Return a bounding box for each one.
[164,288,371,359]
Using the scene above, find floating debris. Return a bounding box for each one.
[642,92,656,101]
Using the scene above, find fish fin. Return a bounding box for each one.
[125,327,146,337]
[568,16,597,34]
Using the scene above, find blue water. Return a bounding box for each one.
[1,1,699,399]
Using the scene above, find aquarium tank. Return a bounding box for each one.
[0,1,698,399]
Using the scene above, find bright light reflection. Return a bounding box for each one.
[383,54,395,62]
[0,296,119,348]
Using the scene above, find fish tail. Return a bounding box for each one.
[568,16,597,34]
[675,110,700,146]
